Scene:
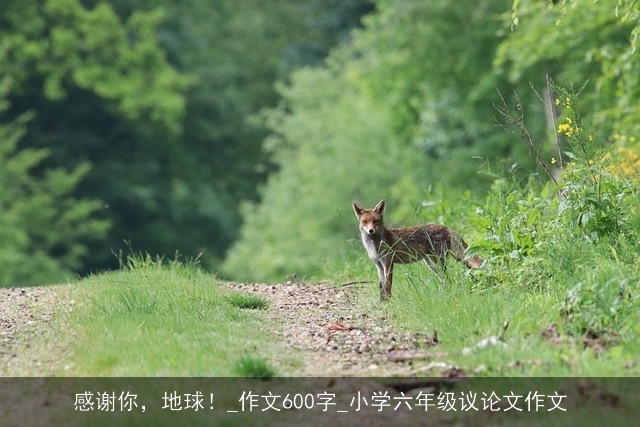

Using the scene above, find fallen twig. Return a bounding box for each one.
[340,280,374,287]
[385,377,464,393]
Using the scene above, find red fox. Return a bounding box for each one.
[353,199,482,300]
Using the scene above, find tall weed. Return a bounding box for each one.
[469,83,640,341]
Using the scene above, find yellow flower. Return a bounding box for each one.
[555,98,560,106]
[557,122,574,137]
[588,135,593,142]
[551,157,557,164]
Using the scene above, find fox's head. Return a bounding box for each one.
[352,199,386,236]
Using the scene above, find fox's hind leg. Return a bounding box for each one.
[375,261,388,300]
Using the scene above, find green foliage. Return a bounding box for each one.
[1,0,374,279]
[223,0,527,282]
[468,89,640,342]
[560,267,638,339]
[4,0,640,289]
[233,356,277,378]
[473,180,540,259]
[373,91,640,375]
[1,0,192,133]
[500,0,640,138]
[0,0,197,276]
[350,0,526,186]
[226,293,269,310]
[0,92,109,285]
[66,254,280,376]
[551,84,639,242]
[560,160,630,241]
[222,65,425,282]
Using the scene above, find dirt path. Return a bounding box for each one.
[227,282,457,377]
[0,285,74,376]
[1,282,456,377]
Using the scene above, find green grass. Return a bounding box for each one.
[64,255,279,376]
[336,141,640,377]
[43,155,640,379]
[343,232,640,377]
[225,292,269,310]
[233,355,277,378]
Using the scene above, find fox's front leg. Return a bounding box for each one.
[375,261,386,298]
[377,257,393,301]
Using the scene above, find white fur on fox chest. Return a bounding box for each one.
[360,231,385,261]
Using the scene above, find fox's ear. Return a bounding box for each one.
[374,199,386,214]
[353,202,365,217]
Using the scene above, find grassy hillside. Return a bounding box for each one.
[364,260,640,376]
[63,254,279,377]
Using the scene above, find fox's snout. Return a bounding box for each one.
[363,226,376,235]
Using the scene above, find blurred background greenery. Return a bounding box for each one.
[2,0,639,285]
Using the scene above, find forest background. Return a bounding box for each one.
[2,0,640,285]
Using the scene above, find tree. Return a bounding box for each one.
[2,0,189,133]
[222,67,425,281]
[139,0,376,267]
[498,0,640,141]
[0,84,109,285]
[1,0,194,273]
[222,0,524,281]
[2,0,374,277]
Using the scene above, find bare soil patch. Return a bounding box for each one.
[227,282,459,377]
[0,285,73,376]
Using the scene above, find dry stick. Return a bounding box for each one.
[384,378,462,394]
[340,280,374,287]
[494,88,558,186]
[546,74,564,169]
[529,76,564,170]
